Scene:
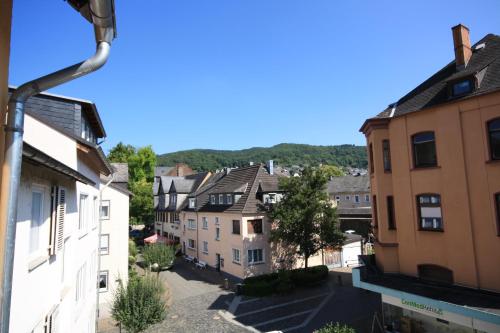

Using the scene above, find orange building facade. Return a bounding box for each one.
[354,25,500,333]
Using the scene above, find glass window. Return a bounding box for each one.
[232,220,240,234]
[188,219,196,229]
[413,132,437,168]
[189,198,196,208]
[335,196,340,203]
[100,200,110,220]
[219,194,224,204]
[227,194,232,205]
[355,195,360,203]
[210,195,215,204]
[203,241,208,254]
[30,189,44,254]
[369,143,374,173]
[248,249,264,264]
[188,239,196,249]
[495,193,500,236]
[202,217,208,229]
[365,194,370,202]
[215,227,220,240]
[99,271,109,292]
[232,249,240,263]
[417,194,443,231]
[345,195,350,201]
[488,118,500,160]
[100,234,109,255]
[452,80,472,96]
[79,194,89,232]
[382,140,391,172]
[247,219,263,234]
[387,196,396,230]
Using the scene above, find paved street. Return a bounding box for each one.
[145,261,381,333]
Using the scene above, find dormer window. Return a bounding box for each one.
[218,194,224,204]
[210,195,215,204]
[451,78,473,97]
[188,198,196,209]
[170,194,177,206]
[227,194,232,205]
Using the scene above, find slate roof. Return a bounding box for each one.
[327,175,370,194]
[155,166,174,177]
[372,34,500,120]
[111,163,128,183]
[196,164,282,214]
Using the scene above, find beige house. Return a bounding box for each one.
[181,164,284,280]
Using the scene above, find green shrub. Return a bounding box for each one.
[244,272,279,284]
[313,322,356,333]
[276,270,294,294]
[142,243,175,270]
[111,275,167,333]
[129,255,137,266]
[129,239,138,257]
[241,279,277,297]
[291,265,328,286]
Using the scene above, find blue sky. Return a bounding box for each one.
[9,1,500,155]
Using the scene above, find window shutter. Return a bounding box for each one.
[55,187,66,252]
[49,187,57,255]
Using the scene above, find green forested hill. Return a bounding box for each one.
[157,143,367,171]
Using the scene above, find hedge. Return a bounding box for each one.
[241,265,328,296]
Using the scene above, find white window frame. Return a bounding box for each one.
[189,198,196,208]
[365,194,370,202]
[29,185,46,256]
[202,217,208,229]
[188,239,196,249]
[355,195,360,203]
[232,248,241,263]
[218,194,224,204]
[100,199,110,220]
[188,219,196,230]
[210,195,215,204]
[100,234,110,255]
[78,193,90,236]
[99,270,109,292]
[247,249,264,265]
[202,241,208,254]
[227,194,232,205]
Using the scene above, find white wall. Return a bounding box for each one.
[98,184,129,318]
[342,241,362,267]
[10,116,101,332]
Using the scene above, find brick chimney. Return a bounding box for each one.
[452,24,472,69]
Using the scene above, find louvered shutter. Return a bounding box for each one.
[55,187,66,252]
[48,186,58,256]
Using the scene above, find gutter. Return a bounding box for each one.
[0,1,116,331]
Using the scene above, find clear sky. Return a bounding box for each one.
[9,1,500,155]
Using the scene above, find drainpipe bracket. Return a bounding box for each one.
[3,126,24,134]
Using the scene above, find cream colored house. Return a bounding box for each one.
[98,163,131,319]
[181,164,284,280]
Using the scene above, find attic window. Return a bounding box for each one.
[452,79,473,96]
[188,198,195,209]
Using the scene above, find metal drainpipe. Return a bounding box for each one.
[0,1,115,331]
[96,173,115,332]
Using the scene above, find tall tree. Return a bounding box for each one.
[268,167,345,268]
[108,143,156,226]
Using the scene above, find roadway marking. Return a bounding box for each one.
[239,297,260,305]
[218,310,261,333]
[235,293,328,318]
[228,295,242,314]
[254,310,313,328]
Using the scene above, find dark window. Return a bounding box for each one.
[382,140,391,172]
[418,264,453,285]
[412,132,437,168]
[232,220,240,235]
[495,193,500,236]
[99,271,109,292]
[247,219,263,234]
[372,195,378,228]
[387,196,396,230]
[488,118,500,160]
[417,194,443,231]
[452,80,473,96]
[369,143,374,174]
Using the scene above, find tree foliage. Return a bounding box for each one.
[313,322,356,333]
[142,244,175,270]
[157,143,367,171]
[268,167,345,268]
[108,142,157,225]
[111,275,166,333]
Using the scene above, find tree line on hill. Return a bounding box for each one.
[156,143,367,171]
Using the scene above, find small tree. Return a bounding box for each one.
[112,275,166,333]
[314,322,356,333]
[269,167,344,268]
[142,243,175,270]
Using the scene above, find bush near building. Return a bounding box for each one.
[313,322,356,333]
[241,265,328,297]
[142,243,175,270]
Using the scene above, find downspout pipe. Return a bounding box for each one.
[96,172,115,332]
[0,1,115,331]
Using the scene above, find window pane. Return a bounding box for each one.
[452,80,472,96]
[383,140,391,171]
[489,119,500,160]
[30,192,43,253]
[414,137,437,167]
